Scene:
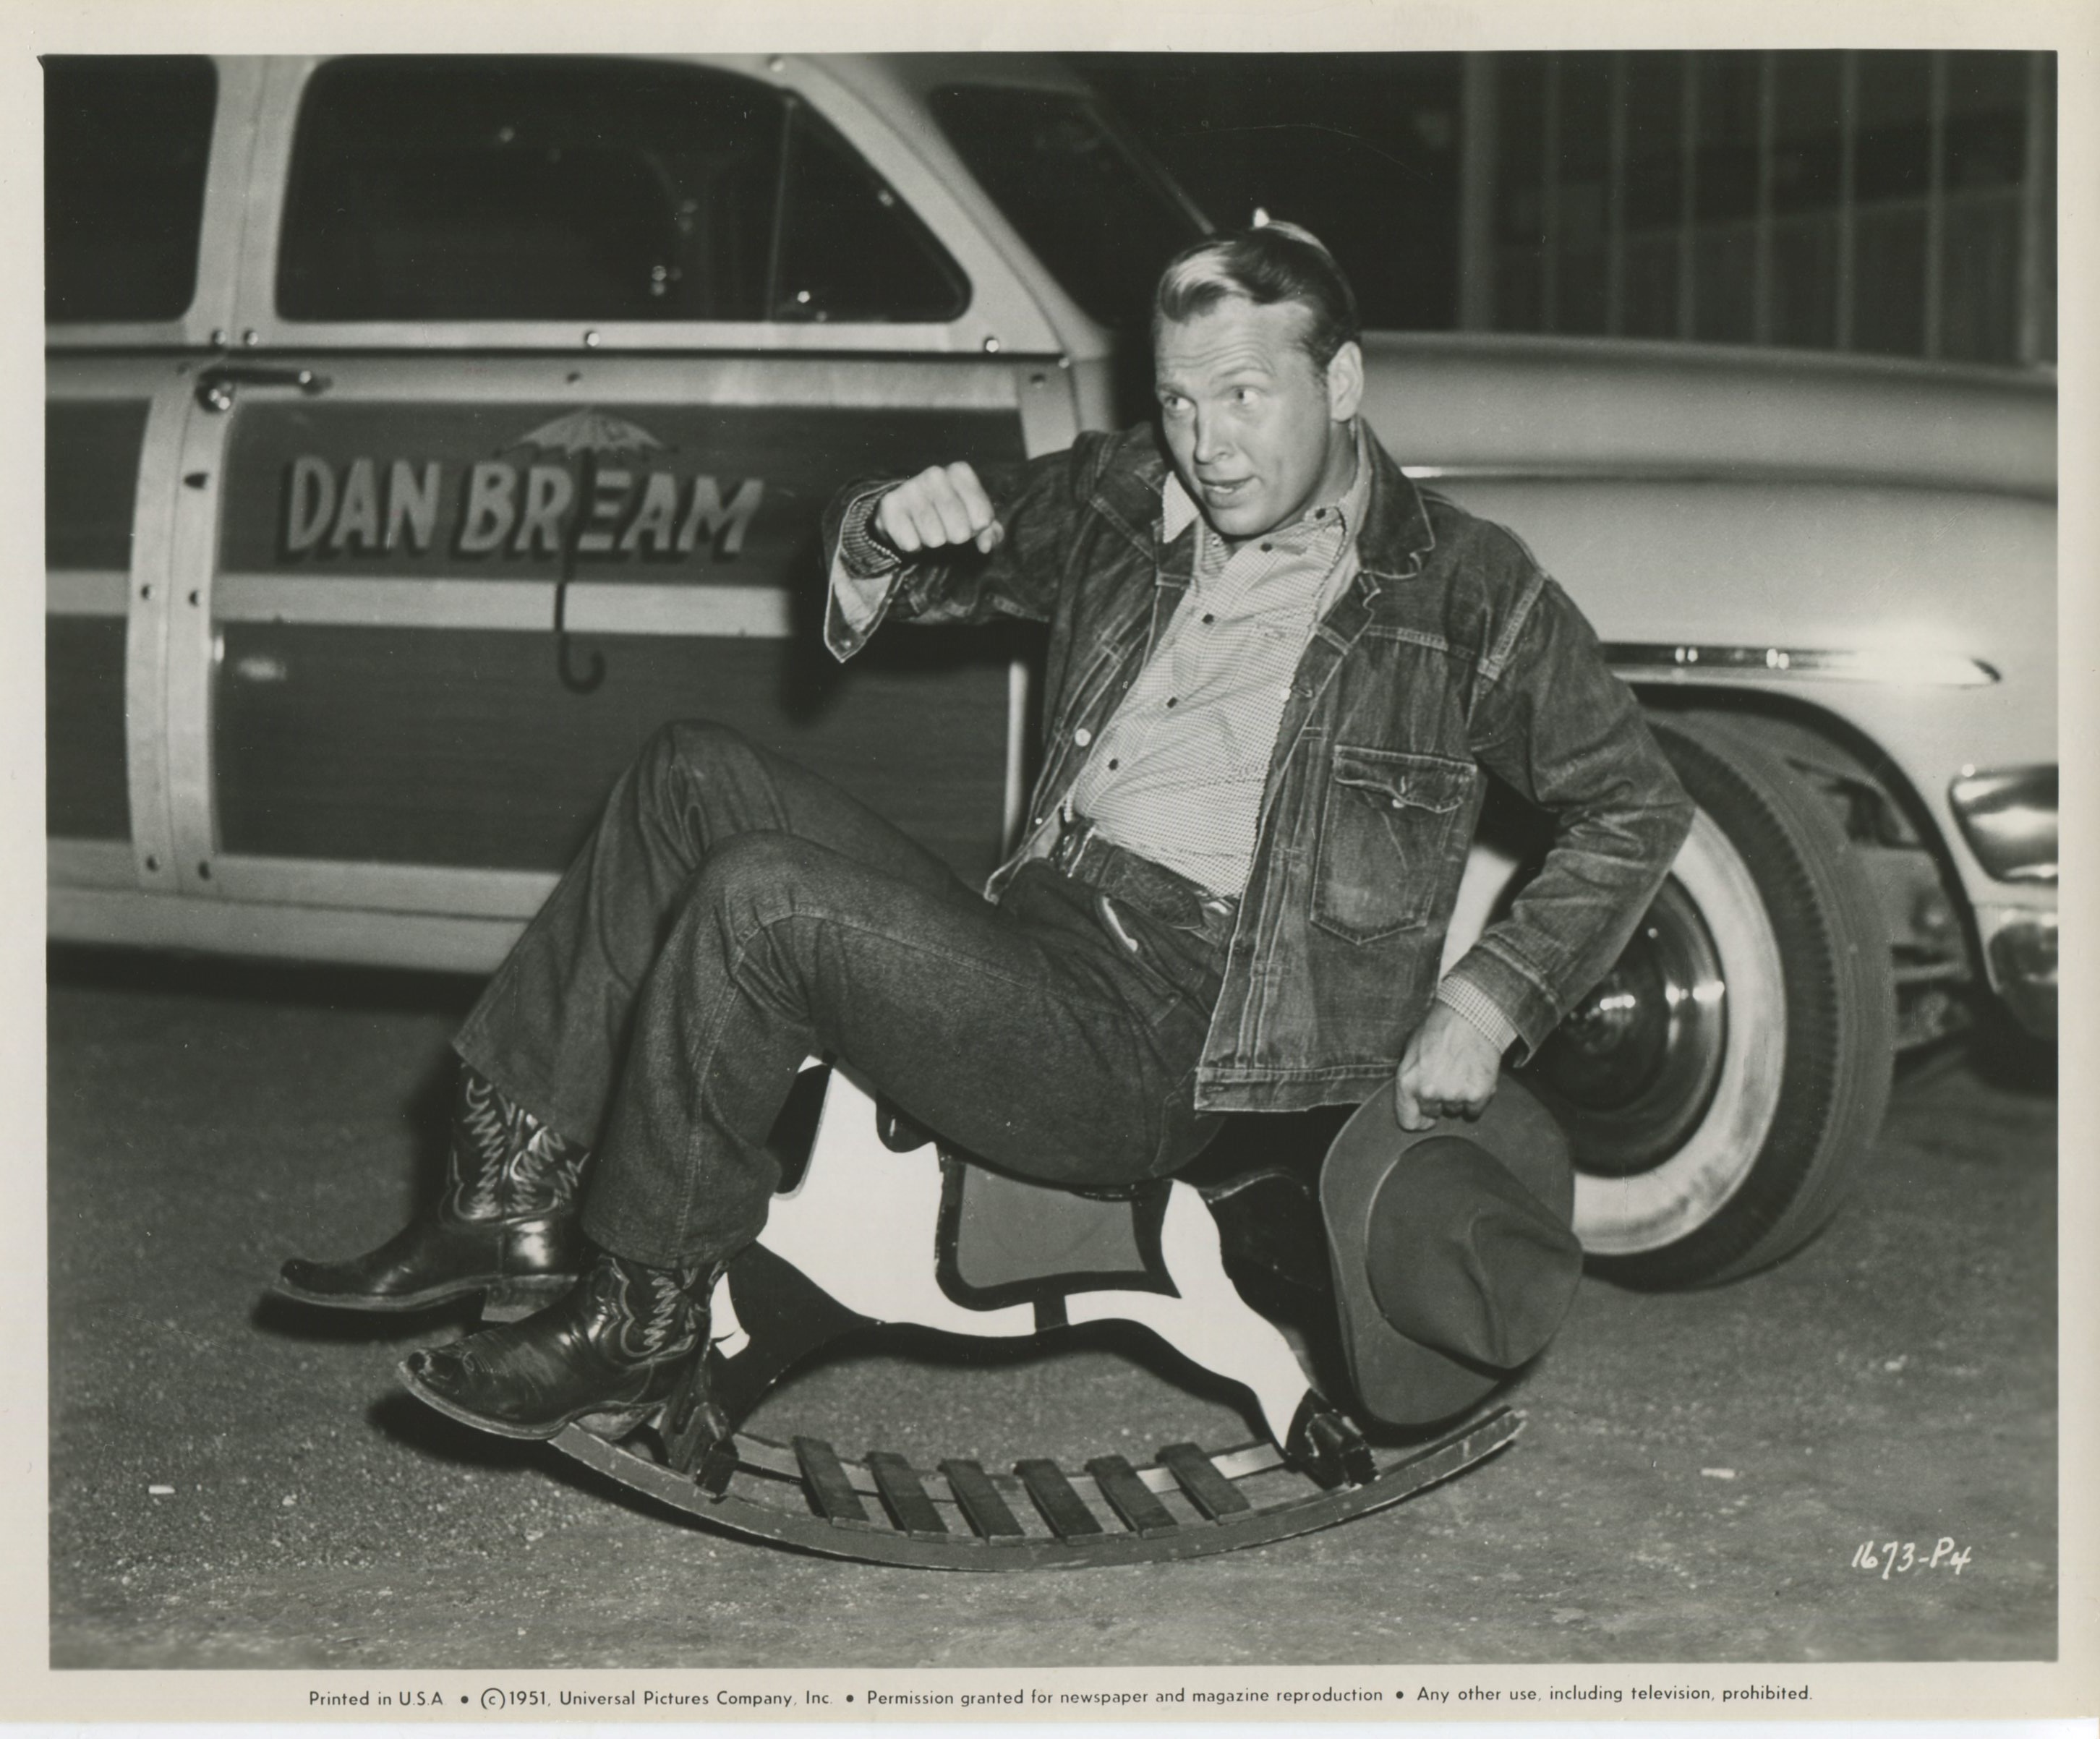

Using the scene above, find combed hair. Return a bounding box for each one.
[1153,221,1361,369]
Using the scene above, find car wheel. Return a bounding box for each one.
[1526,716,1895,1287]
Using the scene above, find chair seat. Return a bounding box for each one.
[936,1155,1174,1312]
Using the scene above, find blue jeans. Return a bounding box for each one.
[453,722,1226,1269]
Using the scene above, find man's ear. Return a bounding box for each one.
[1326,340,1365,424]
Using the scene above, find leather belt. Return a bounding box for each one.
[1049,815,1238,944]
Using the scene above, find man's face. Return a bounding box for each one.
[1153,296,1363,541]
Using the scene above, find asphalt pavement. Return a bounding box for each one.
[46,948,2057,1668]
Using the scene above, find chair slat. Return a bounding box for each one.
[867,1450,948,1537]
[939,1458,1026,1539]
[1085,1454,1179,1536]
[1015,1458,1104,1539]
[1158,1442,1252,1519]
[793,1436,870,1524]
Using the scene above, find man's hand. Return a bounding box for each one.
[876,462,1004,555]
[1393,1002,1503,1132]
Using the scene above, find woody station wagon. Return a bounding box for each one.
[46,53,2057,1290]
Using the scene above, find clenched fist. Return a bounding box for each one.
[1393,1002,1503,1132]
[876,461,1004,555]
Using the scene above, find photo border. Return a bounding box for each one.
[7,0,2093,1725]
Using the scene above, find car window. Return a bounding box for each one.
[774,101,968,322]
[45,56,218,323]
[931,85,1205,330]
[278,56,966,325]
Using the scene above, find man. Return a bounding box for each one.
[276,224,1692,1455]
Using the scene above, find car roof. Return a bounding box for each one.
[816,53,1097,103]
[1360,330,2056,497]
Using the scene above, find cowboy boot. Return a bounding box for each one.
[273,1065,589,1312]
[397,1247,715,1443]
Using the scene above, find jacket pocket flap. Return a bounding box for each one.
[1330,745,1472,813]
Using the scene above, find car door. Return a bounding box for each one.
[166,54,1080,970]
[46,56,263,948]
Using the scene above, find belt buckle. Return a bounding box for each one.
[1056,815,1094,877]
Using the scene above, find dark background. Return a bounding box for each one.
[1076,51,2056,364]
[1075,53,1465,332]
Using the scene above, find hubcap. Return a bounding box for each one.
[1530,879,1728,1178]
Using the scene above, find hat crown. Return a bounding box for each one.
[1365,1139,1584,1369]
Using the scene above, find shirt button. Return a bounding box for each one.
[1202,612,1216,625]
[1109,758,1120,771]
[1074,727,1092,747]
[1260,542,1273,552]
[1166,696,1177,708]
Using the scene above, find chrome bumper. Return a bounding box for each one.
[1976,904,2057,1041]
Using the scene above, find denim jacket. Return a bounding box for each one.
[822,424,1694,1114]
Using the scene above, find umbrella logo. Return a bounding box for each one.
[505,409,670,460]
[500,409,678,693]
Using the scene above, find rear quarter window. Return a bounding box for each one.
[44,55,217,323]
[278,56,967,325]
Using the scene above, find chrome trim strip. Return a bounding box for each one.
[1607,641,1999,688]
[49,839,138,890]
[46,570,130,617]
[189,354,1030,408]
[236,321,1028,359]
[165,386,232,892]
[1407,461,2056,504]
[122,378,189,896]
[213,573,795,638]
[43,360,195,397]
[206,855,556,919]
[49,886,523,976]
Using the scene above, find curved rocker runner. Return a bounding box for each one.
[545,1406,1526,1571]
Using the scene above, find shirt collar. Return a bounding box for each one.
[1329,419,1373,547]
[1159,419,1370,552]
[1160,468,1202,544]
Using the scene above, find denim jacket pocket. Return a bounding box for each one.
[1311,745,1474,944]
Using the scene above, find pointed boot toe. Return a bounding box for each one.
[275,1215,580,1312]
[398,1251,712,1442]
[273,1067,590,1312]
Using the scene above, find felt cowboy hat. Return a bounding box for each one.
[1320,1075,1583,1427]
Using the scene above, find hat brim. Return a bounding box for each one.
[1320,1076,1576,1427]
